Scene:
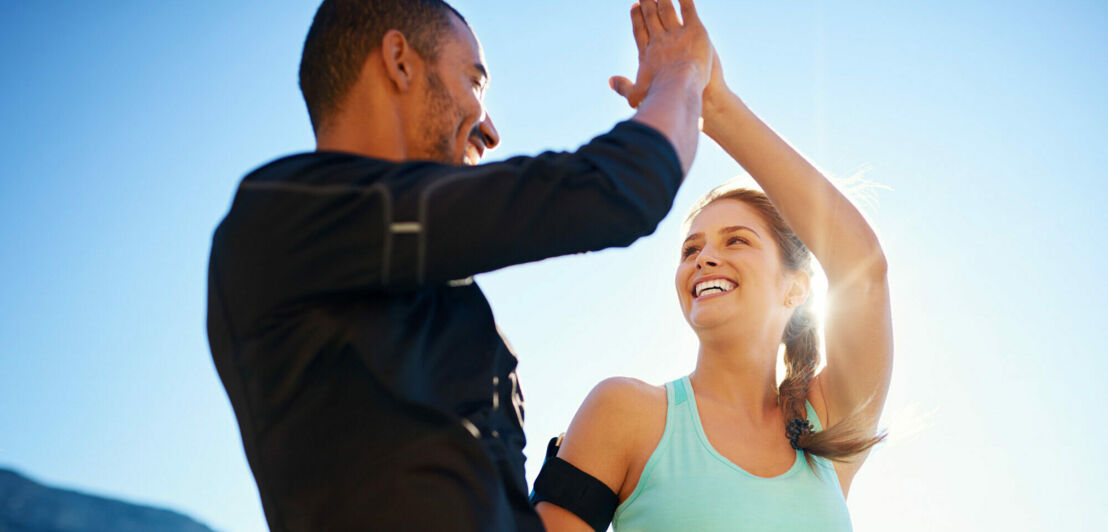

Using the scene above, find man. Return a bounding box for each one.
[207,0,712,530]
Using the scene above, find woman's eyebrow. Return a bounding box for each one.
[720,225,760,238]
[684,226,761,245]
[683,232,704,245]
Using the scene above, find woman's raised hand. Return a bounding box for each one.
[702,43,731,113]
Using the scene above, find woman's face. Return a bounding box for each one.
[675,200,794,333]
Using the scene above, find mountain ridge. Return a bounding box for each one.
[0,467,217,532]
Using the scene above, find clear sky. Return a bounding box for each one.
[1,1,1105,531]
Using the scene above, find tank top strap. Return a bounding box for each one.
[640,377,701,480]
[616,376,701,515]
[666,377,693,423]
[667,376,687,406]
[655,378,687,451]
[663,376,706,448]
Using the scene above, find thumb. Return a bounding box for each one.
[609,76,636,103]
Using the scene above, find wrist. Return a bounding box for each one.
[651,62,707,93]
[701,90,744,138]
[640,64,704,118]
[702,84,731,116]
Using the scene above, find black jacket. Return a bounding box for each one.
[207,121,682,531]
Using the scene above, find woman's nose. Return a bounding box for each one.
[697,254,719,269]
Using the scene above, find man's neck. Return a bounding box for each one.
[314,87,409,161]
[315,123,406,162]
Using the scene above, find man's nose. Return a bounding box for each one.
[478,113,500,150]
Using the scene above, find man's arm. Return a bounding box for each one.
[212,121,681,332]
[631,67,702,175]
[614,0,714,174]
[386,121,685,285]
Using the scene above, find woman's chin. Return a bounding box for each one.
[687,308,736,330]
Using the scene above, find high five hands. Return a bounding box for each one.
[609,0,727,112]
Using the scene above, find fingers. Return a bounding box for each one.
[638,0,664,37]
[678,0,700,26]
[630,4,648,55]
[657,0,681,30]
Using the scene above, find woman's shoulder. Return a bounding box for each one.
[582,376,667,416]
[556,377,669,494]
[565,377,667,448]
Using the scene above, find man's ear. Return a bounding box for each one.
[380,29,421,92]
[785,270,811,308]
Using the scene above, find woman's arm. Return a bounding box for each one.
[700,52,893,436]
[536,377,665,531]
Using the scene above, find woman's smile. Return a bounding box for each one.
[692,275,738,301]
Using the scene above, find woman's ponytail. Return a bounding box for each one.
[779,296,883,466]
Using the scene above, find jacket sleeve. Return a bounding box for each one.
[211,121,681,327]
[399,120,683,284]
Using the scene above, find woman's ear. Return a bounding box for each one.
[784,270,811,308]
[380,29,421,92]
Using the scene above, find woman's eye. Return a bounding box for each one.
[682,246,699,259]
[728,236,749,246]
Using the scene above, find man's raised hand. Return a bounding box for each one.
[609,0,713,109]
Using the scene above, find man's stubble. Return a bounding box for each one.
[416,70,463,165]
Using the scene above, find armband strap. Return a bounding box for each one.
[529,436,618,532]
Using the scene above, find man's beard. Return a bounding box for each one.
[416,71,464,164]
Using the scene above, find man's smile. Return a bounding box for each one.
[463,139,485,165]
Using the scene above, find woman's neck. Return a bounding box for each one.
[689,332,781,420]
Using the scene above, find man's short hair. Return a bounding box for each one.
[299,0,465,132]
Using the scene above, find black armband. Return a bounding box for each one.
[529,435,619,532]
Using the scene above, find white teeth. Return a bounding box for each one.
[694,279,736,298]
[464,145,480,165]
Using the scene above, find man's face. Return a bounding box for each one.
[412,14,499,166]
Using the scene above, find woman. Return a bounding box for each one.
[533,2,893,530]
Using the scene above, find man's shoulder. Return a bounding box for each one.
[242,151,387,185]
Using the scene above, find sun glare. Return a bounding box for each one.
[810,263,830,371]
[775,263,830,386]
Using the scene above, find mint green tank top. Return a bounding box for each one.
[612,376,852,531]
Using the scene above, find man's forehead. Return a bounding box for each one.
[443,12,486,72]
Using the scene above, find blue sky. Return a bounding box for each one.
[1,1,1105,531]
